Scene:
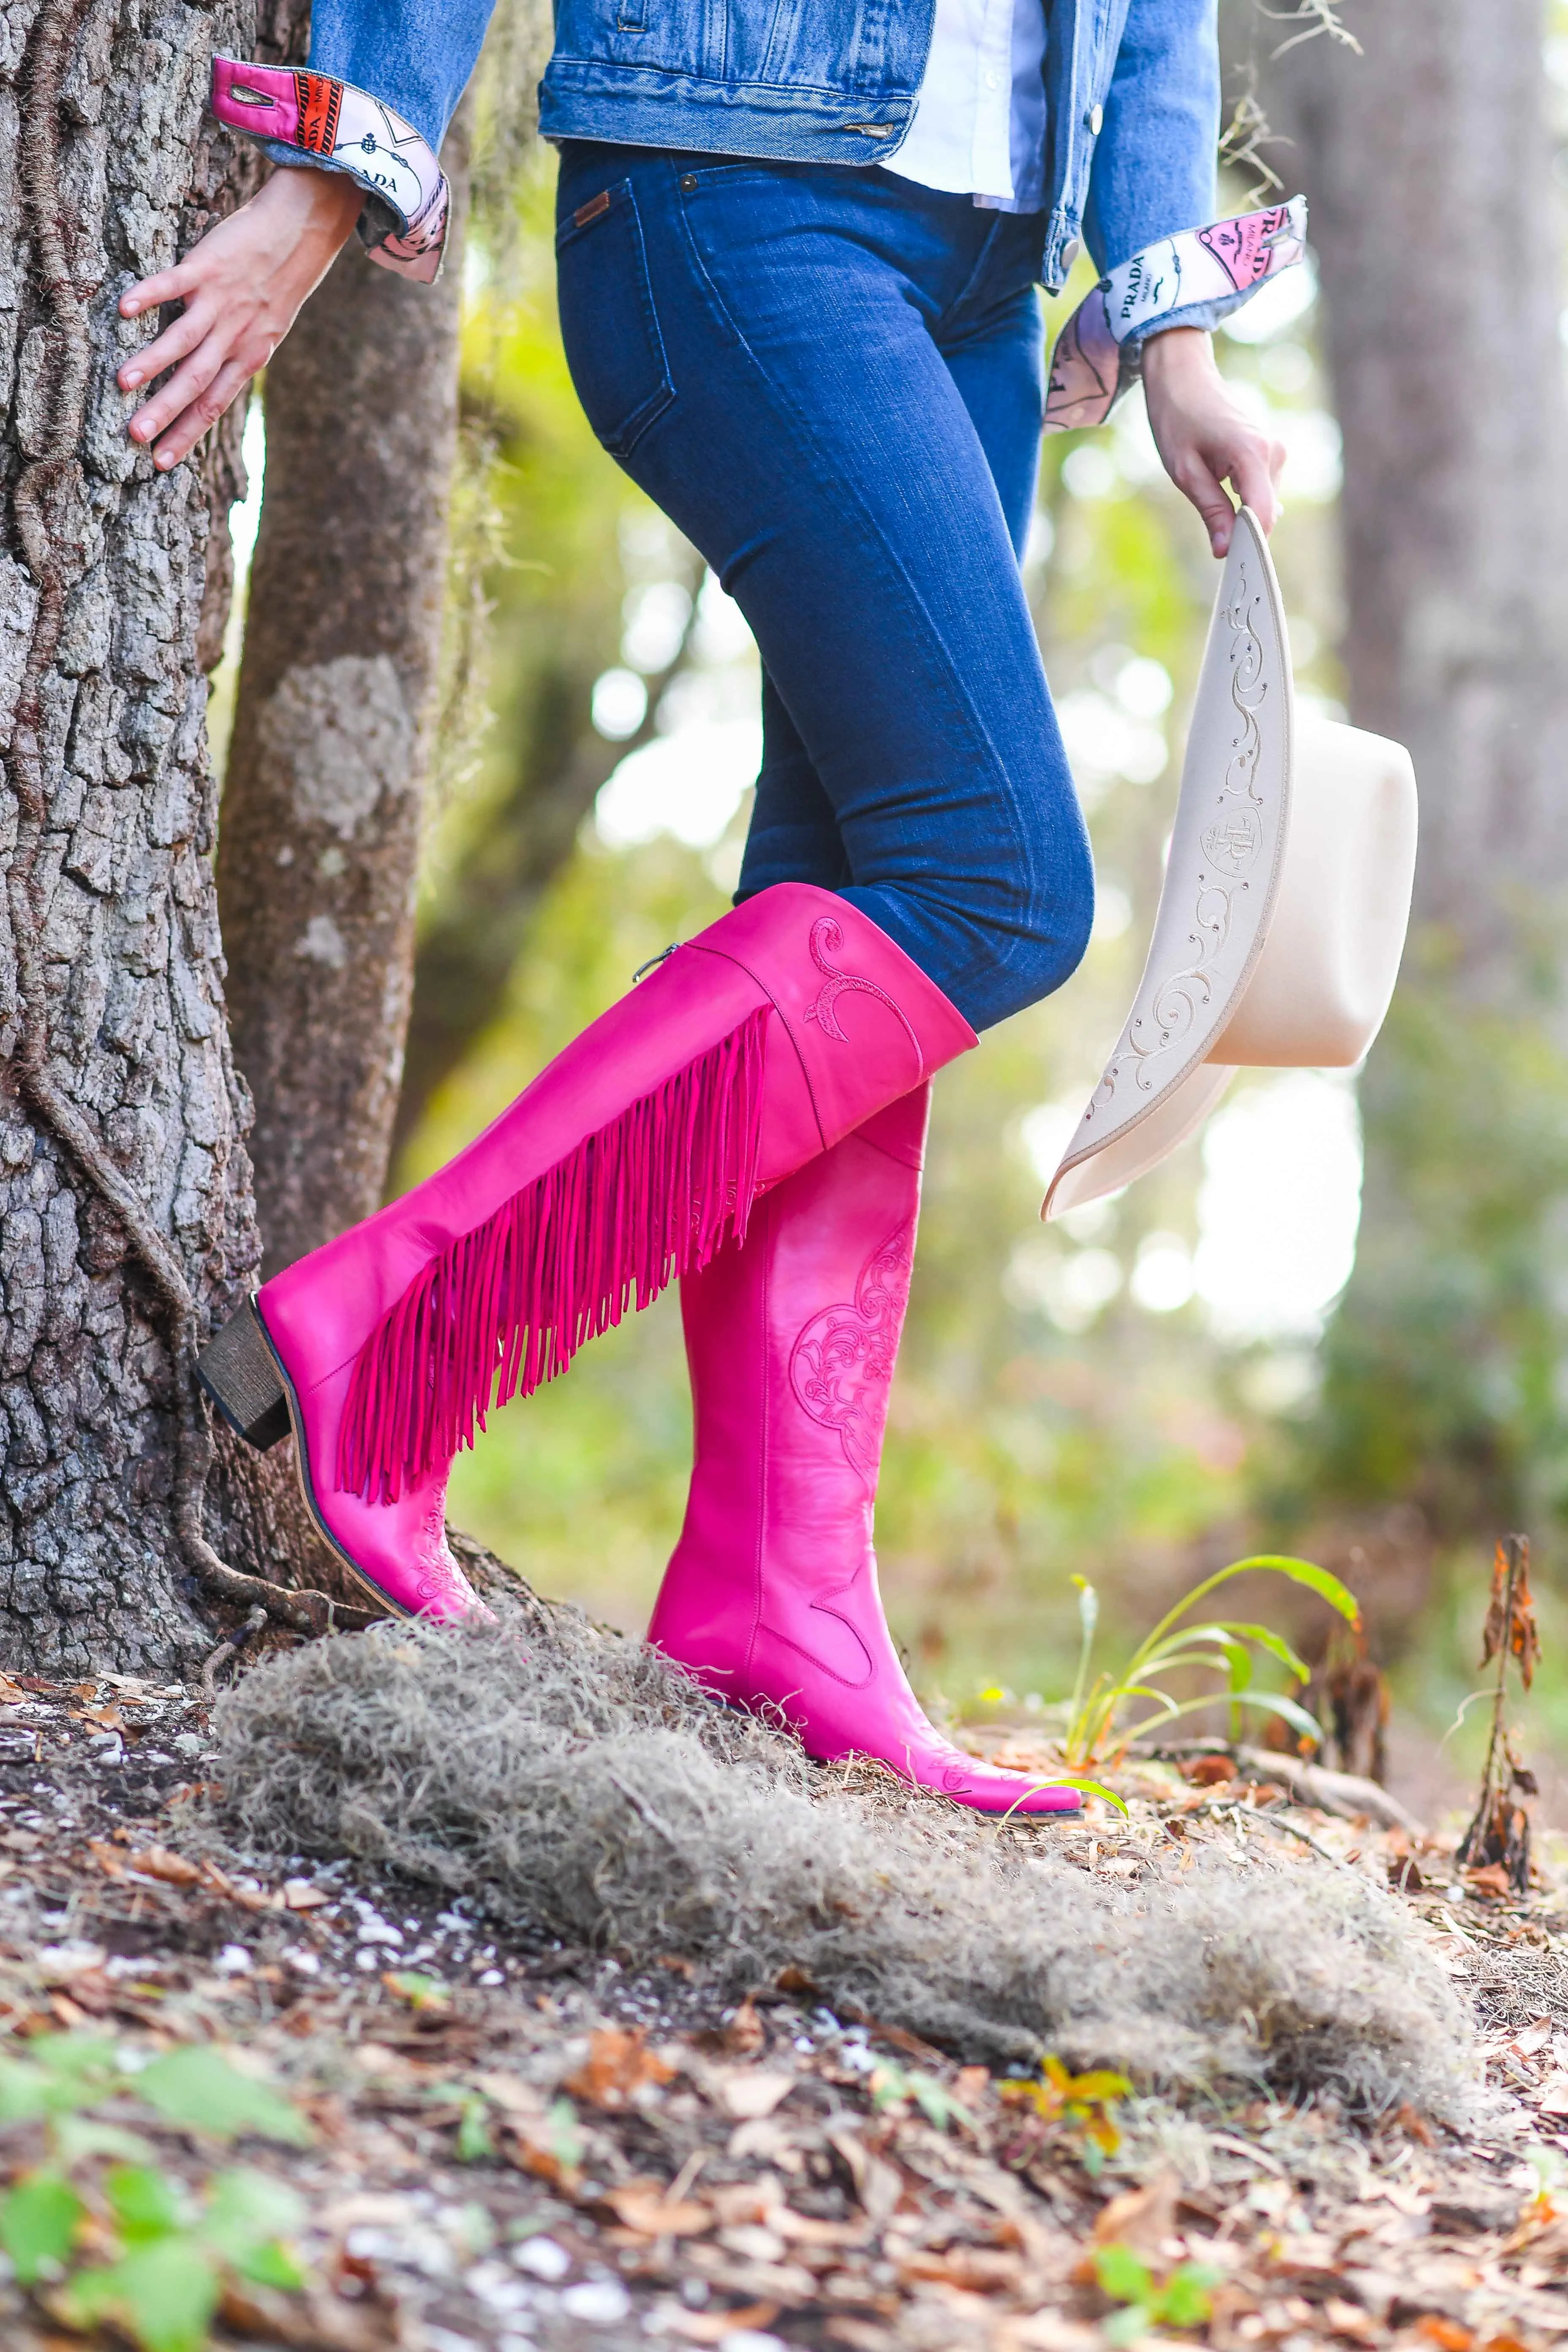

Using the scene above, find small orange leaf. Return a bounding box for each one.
[601,2183,713,2238]
[1416,2320,1472,2352]
[123,1846,202,1888]
[565,2026,675,2109]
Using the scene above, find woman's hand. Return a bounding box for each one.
[118,166,363,470]
[1141,326,1286,557]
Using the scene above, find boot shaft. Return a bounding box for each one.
[668,1083,930,1609]
[255,884,974,1502]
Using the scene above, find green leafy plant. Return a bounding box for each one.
[998,2055,1130,2171]
[63,2165,306,2352]
[0,2034,312,2352]
[1062,1555,1359,1768]
[1094,2243,1223,2344]
[869,2061,975,2134]
[0,2034,312,2149]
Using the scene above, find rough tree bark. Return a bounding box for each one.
[0,0,336,1675]
[217,119,470,1279]
[1255,0,1568,1538]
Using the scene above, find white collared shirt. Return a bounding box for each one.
[884,0,1049,214]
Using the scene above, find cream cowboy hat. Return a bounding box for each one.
[1043,506,1418,1221]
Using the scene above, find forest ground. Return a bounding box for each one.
[0,1656,1565,2349]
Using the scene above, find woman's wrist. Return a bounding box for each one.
[1139,326,1285,555]
[246,163,365,275]
[1139,325,1217,385]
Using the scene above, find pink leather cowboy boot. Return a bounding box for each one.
[649,1086,1080,1817]
[199,885,977,1622]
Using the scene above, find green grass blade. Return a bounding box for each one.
[1124,1689,1326,1750]
[1000,1775,1129,1821]
[1209,1622,1312,1683]
[1237,1690,1325,1747]
[1123,1555,1358,1680]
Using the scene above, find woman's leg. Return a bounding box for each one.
[742,192,1049,902]
[553,151,1086,1805]
[555,147,1093,1032]
[743,669,853,898]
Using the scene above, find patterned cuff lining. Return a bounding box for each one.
[1045,197,1309,433]
[209,56,449,284]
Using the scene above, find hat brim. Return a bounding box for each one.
[1043,506,1292,1221]
[1044,1062,1236,1218]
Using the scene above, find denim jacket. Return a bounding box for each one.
[214,0,1303,369]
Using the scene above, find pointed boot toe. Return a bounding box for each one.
[199,1297,486,1622]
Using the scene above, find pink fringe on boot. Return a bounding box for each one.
[339,1007,771,1502]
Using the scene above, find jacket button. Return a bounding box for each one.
[1088,103,1103,135]
[1060,236,1082,271]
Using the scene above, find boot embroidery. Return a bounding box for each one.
[802,917,923,1064]
[788,1219,914,1481]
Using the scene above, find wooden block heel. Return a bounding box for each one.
[197,1298,291,1451]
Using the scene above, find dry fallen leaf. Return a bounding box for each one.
[123,1847,203,1889]
[565,2025,676,2108]
[283,1879,329,1910]
[1534,2074,1568,2116]
[721,1998,765,2055]
[472,2071,546,2121]
[826,2123,904,2228]
[660,2303,780,2347]
[601,2183,713,2238]
[999,2314,1100,2352]
[718,2071,795,2121]
[899,2245,1024,2292]
[768,2205,868,2250]
[1091,2170,1179,2259]
[1415,2319,1473,2352]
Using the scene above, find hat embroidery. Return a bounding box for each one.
[1087,564,1271,1115]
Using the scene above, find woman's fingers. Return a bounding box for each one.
[118,297,215,391]
[142,354,256,470]
[127,335,231,454]
[1225,433,1287,535]
[1172,450,1239,558]
[119,260,199,319]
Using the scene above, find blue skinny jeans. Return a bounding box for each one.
[554,144,1095,1033]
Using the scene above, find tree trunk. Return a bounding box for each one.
[1257,0,1568,1539]
[389,565,700,1165]
[0,0,318,1674]
[218,116,470,1279]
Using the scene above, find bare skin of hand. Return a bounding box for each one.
[1141,325,1286,556]
[118,165,362,471]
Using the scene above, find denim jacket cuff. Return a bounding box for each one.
[1045,197,1307,432]
[209,57,449,283]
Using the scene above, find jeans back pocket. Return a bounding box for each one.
[555,179,675,459]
